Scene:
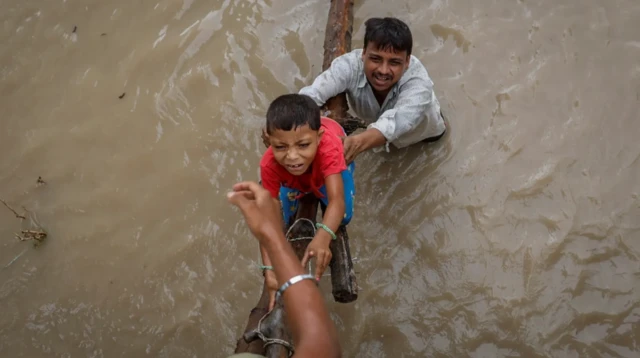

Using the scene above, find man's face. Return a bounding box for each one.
[268,124,323,175]
[362,42,409,95]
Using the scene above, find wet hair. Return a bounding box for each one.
[363,17,413,56]
[266,94,321,135]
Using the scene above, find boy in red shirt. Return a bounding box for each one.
[259,94,356,309]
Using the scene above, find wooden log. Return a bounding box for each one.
[317,0,359,303]
[235,1,358,355]
[320,0,358,135]
[329,225,358,302]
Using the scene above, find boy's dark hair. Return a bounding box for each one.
[364,17,413,56]
[266,94,321,134]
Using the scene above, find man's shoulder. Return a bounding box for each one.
[331,49,363,71]
[403,55,432,81]
[397,55,434,90]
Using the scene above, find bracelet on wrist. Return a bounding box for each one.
[275,274,317,301]
[315,222,337,240]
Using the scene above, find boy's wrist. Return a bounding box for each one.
[313,231,333,246]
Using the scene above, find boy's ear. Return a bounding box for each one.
[318,128,325,139]
[261,128,270,147]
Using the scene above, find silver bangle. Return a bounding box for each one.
[275,274,316,301]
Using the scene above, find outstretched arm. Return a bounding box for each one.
[228,182,341,358]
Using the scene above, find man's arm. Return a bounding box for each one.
[262,228,341,357]
[344,77,434,162]
[227,182,341,358]
[342,128,387,163]
[299,54,357,107]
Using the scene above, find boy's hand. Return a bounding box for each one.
[302,235,333,280]
[264,270,278,311]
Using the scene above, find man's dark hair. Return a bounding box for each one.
[364,17,413,56]
[266,94,321,135]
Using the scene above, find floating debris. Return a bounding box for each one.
[15,230,47,247]
[119,92,126,99]
[72,25,77,33]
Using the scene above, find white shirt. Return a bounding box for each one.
[300,49,445,149]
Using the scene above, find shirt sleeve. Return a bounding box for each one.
[299,53,357,106]
[368,76,434,143]
[260,164,281,199]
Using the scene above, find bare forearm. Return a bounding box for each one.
[317,200,344,241]
[357,128,387,150]
[344,128,387,163]
[259,229,341,357]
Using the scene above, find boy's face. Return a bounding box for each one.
[268,124,324,176]
[362,42,409,95]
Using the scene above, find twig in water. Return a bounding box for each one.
[3,248,28,269]
[37,176,46,185]
[1,199,26,220]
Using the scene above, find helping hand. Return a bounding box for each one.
[301,236,333,281]
[342,135,362,164]
[226,181,282,242]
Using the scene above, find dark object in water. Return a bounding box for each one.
[101,33,107,36]
[72,26,77,33]
[36,176,46,185]
[118,92,126,99]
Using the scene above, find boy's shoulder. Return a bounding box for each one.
[316,118,346,165]
[320,117,345,138]
[259,147,278,169]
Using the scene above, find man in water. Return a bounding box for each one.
[299,17,447,163]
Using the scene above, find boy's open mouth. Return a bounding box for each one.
[286,164,304,171]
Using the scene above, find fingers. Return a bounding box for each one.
[314,251,332,280]
[301,249,314,268]
[268,292,276,311]
[226,190,254,204]
[231,181,263,194]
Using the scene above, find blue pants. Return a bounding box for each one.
[279,162,355,226]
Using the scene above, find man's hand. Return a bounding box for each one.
[264,270,279,311]
[342,128,387,163]
[342,135,363,164]
[227,181,281,242]
[301,236,333,280]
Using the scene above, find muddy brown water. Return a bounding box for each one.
[1,0,639,357]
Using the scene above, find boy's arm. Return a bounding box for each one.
[299,54,356,107]
[259,164,284,308]
[302,173,345,280]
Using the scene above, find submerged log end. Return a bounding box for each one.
[329,225,358,303]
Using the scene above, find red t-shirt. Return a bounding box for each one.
[260,117,346,198]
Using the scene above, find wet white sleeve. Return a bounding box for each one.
[299,54,356,106]
[368,77,433,144]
